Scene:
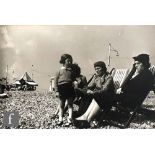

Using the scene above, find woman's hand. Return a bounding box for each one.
[73,81,78,88]
[116,88,122,94]
[87,89,94,94]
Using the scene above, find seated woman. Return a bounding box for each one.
[116,54,155,109]
[75,54,155,127]
[75,61,115,124]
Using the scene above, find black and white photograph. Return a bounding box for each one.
[1,1,155,155]
[0,25,155,129]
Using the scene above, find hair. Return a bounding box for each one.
[142,62,151,69]
[59,54,73,64]
[133,54,151,69]
[94,61,107,72]
[71,63,81,78]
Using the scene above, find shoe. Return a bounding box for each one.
[73,112,81,118]
[90,120,99,129]
[65,118,73,126]
[74,120,90,129]
[57,120,63,126]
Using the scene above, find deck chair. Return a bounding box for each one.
[121,66,155,128]
[111,68,130,91]
[120,66,155,128]
[107,68,153,128]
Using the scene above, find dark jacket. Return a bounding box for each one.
[87,72,115,109]
[120,69,154,108]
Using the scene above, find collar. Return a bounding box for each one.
[61,66,72,71]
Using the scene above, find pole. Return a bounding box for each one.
[6,65,8,85]
[32,65,34,80]
[108,43,111,66]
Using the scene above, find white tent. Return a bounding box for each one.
[13,72,38,87]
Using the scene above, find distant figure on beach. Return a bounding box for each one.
[54,54,75,126]
[0,78,9,98]
[0,78,5,94]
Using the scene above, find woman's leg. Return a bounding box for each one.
[75,99,95,120]
[87,100,101,122]
[77,97,92,117]
[76,99,101,122]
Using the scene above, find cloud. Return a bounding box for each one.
[1,25,155,89]
[0,26,16,78]
[0,26,14,49]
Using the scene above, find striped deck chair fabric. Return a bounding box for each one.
[109,67,155,128]
[112,66,154,91]
[111,69,130,91]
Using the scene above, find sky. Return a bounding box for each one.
[1,25,155,90]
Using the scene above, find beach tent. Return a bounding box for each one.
[12,72,38,90]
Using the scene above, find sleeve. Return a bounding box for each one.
[93,76,114,95]
[87,76,96,90]
[121,65,136,91]
[54,71,59,92]
[82,76,87,88]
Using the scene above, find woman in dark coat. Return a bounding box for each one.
[117,54,155,109]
